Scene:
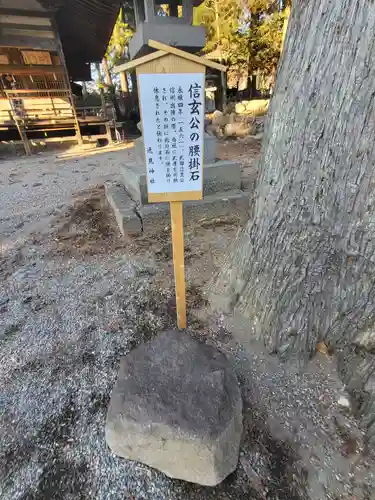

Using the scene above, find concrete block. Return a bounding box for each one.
[204,160,241,194]
[120,162,147,205]
[122,159,241,206]
[203,134,217,163]
[134,137,145,165]
[104,182,142,237]
[184,190,250,224]
[139,190,249,233]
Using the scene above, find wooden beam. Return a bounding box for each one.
[148,39,227,72]
[113,50,167,73]
[0,8,54,18]
[1,23,53,32]
[0,65,64,75]
[0,35,57,50]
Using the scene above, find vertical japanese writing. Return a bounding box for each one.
[139,73,204,196]
[176,85,184,182]
[187,82,202,182]
[153,86,163,184]
[161,87,170,184]
[169,86,179,183]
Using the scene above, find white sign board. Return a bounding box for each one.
[138,73,205,199]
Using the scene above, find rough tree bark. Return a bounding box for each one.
[209,1,375,442]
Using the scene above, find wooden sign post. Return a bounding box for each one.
[114,40,226,329]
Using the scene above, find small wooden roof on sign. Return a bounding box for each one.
[113,40,227,74]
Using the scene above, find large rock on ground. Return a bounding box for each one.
[224,122,252,137]
[105,330,243,486]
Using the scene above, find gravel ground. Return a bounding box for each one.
[0,143,134,243]
[1,144,375,500]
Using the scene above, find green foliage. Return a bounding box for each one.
[100,8,134,89]
[195,0,286,78]
[105,9,134,68]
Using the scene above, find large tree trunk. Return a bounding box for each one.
[209,1,375,442]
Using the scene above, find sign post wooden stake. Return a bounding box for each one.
[170,201,187,328]
[114,41,226,330]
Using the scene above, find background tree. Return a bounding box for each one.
[208,0,375,443]
[195,0,286,95]
[102,7,134,92]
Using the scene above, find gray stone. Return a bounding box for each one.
[120,161,147,205]
[134,137,146,165]
[104,182,142,237]
[203,133,217,163]
[137,201,170,233]
[204,160,241,194]
[122,159,241,205]
[211,109,224,125]
[224,122,252,138]
[184,190,249,223]
[140,190,249,233]
[106,330,243,485]
[206,124,223,138]
[235,103,246,114]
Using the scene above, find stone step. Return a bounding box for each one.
[121,159,242,205]
[104,182,142,237]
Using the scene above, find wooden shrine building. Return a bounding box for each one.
[0,0,120,154]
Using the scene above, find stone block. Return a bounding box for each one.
[134,137,145,165]
[206,124,223,138]
[139,190,249,233]
[104,182,142,237]
[122,159,241,206]
[184,190,249,223]
[204,133,217,163]
[120,161,147,205]
[106,330,243,485]
[235,102,246,114]
[224,122,252,138]
[204,160,241,194]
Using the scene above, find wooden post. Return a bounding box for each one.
[53,18,83,145]
[170,201,187,328]
[4,89,31,156]
[120,71,128,92]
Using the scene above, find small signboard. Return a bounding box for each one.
[138,73,205,202]
[0,54,9,64]
[114,40,226,329]
[21,51,52,66]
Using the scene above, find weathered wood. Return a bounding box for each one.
[148,39,227,72]
[0,23,52,32]
[0,35,57,50]
[113,50,167,73]
[208,0,375,443]
[0,65,64,75]
[0,9,53,18]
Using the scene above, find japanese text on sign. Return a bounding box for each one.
[138,73,205,195]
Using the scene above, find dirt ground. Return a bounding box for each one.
[1,140,374,500]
